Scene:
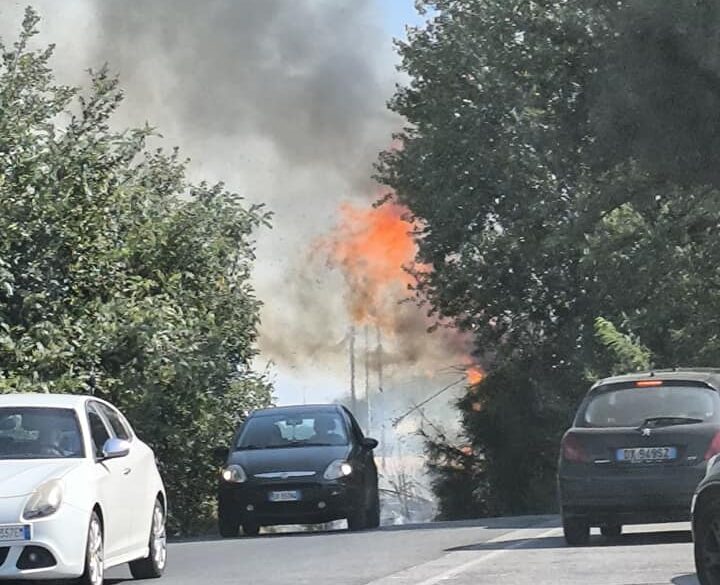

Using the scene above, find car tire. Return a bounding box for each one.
[218,512,240,538]
[242,523,260,537]
[78,511,104,585]
[129,498,167,580]
[366,487,380,529]
[694,497,720,585]
[347,499,368,531]
[601,524,622,540]
[562,516,590,546]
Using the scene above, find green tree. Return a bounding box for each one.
[0,9,272,534]
[378,0,720,518]
[593,318,651,376]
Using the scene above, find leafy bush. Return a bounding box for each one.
[0,8,272,534]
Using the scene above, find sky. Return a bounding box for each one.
[378,0,427,40]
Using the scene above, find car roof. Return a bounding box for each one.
[250,403,342,417]
[0,393,96,410]
[593,368,720,390]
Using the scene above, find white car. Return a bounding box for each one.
[0,393,167,584]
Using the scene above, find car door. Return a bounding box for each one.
[97,402,152,551]
[86,402,135,558]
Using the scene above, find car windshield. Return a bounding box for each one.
[581,385,718,428]
[236,411,349,449]
[0,407,84,459]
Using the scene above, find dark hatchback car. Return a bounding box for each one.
[558,369,720,546]
[215,404,379,537]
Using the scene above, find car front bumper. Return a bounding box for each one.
[0,496,88,580]
[219,478,364,526]
[558,464,705,524]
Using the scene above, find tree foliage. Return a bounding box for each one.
[0,9,272,534]
[378,0,720,517]
[593,318,651,376]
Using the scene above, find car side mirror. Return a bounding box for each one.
[213,446,230,462]
[361,437,379,450]
[102,438,130,460]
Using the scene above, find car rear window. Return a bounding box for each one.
[580,384,719,428]
[236,411,349,449]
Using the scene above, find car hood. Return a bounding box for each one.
[228,445,351,476]
[0,460,82,498]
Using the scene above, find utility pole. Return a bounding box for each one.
[365,325,371,437]
[349,325,357,415]
[376,325,386,472]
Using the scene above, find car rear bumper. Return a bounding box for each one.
[558,465,705,524]
[218,480,364,525]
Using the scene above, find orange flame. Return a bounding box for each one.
[321,195,488,389]
[466,366,485,386]
[323,200,420,326]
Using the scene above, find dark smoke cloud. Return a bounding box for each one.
[93,0,395,186]
[72,0,404,375]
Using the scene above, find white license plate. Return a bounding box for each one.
[268,490,301,502]
[616,446,677,462]
[0,524,31,542]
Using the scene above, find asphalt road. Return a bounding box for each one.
[105,516,700,585]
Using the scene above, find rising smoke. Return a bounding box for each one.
[89,0,413,384]
[0,1,465,394]
[0,2,482,517]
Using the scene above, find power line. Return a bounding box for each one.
[391,377,466,428]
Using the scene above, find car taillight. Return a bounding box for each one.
[705,432,720,461]
[561,434,590,463]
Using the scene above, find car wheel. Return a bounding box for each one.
[347,492,369,531]
[601,524,622,540]
[242,523,260,537]
[366,487,380,529]
[218,512,240,538]
[79,511,104,585]
[562,516,590,546]
[695,498,720,585]
[129,498,167,579]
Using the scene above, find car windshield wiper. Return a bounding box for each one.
[639,416,704,428]
[236,444,264,450]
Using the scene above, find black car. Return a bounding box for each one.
[215,404,379,537]
[558,369,720,546]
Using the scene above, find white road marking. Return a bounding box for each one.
[412,526,561,585]
[364,522,560,585]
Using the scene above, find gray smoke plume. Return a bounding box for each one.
[0,1,451,387]
[84,0,402,382]
[93,0,395,182]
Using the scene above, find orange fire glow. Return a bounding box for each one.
[323,200,420,325]
[466,366,485,386]
[321,195,488,393]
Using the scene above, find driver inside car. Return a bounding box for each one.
[310,414,345,446]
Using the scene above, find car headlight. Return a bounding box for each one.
[24,479,64,520]
[221,464,247,483]
[323,460,353,480]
